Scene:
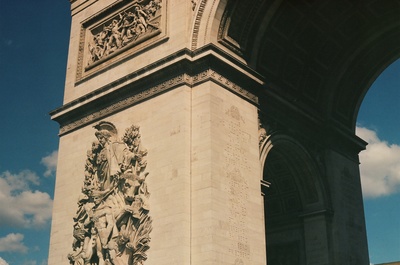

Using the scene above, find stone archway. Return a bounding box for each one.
[212,0,400,131]
[260,133,331,265]
[50,1,400,264]
[200,1,400,263]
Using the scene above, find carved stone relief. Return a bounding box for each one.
[258,120,267,147]
[68,121,152,265]
[76,0,165,81]
[87,1,162,66]
[191,0,197,11]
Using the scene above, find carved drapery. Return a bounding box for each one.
[68,121,152,265]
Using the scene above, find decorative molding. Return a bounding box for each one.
[191,0,198,11]
[59,70,258,135]
[258,121,267,148]
[258,112,280,145]
[191,0,207,50]
[217,3,243,56]
[68,121,152,265]
[217,0,266,57]
[76,0,166,82]
[76,26,87,81]
[59,74,187,135]
[260,179,271,196]
[203,0,217,47]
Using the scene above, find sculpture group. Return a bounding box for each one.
[88,0,162,65]
[68,121,152,265]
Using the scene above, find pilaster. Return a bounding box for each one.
[191,81,265,264]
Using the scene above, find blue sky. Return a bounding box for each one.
[357,59,400,264]
[0,1,399,264]
[0,1,70,264]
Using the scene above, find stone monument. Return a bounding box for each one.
[50,0,400,264]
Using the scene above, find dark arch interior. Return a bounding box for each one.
[262,140,325,265]
[220,0,400,131]
[263,148,303,224]
[263,147,306,264]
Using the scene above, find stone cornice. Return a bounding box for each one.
[50,44,263,136]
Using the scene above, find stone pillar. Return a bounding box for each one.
[302,213,331,265]
[324,150,369,265]
[191,81,266,265]
[49,1,267,264]
[49,86,194,264]
[49,81,265,265]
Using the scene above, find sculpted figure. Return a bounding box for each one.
[69,122,152,265]
[120,12,137,44]
[91,203,119,265]
[107,15,124,49]
[133,5,148,33]
[93,123,127,191]
[68,240,84,265]
[114,173,151,265]
[87,0,162,65]
[68,222,98,265]
[258,122,267,147]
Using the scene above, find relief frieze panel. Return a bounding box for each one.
[77,0,165,81]
[68,121,152,265]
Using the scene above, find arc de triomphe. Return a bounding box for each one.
[49,0,400,264]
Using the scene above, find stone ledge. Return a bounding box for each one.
[50,45,263,136]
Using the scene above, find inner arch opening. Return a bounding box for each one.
[356,58,400,264]
[261,136,327,265]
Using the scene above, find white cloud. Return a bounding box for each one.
[41,151,58,177]
[1,170,40,193]
[0,233,28,253]
[0,257,9,265]
[357,126,400,198]
[0,171,53,228]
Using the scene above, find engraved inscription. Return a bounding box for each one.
[224,106,250,261]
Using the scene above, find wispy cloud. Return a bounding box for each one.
[41,151,58,177]
[357,126,400,198]
[0,233,28,253]
[0,170,53,228]
[0,257,10,265]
